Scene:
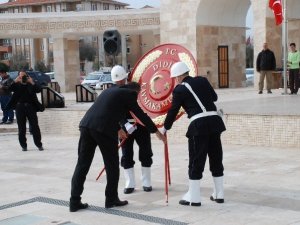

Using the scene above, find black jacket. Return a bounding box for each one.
[80,86,157,140]
[6,82,42,111]
[256,49,276,72]
[164,76,226,137]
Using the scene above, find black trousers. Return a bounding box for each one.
[289,69,299,94]
[121,124,153,169]
[15,103,42,148]
[188,133,224,179]
[71,127,120,203]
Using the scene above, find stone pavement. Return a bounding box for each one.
[0,87,300,225]
[0,134,300,225]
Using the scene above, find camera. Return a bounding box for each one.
[22,75,29,83]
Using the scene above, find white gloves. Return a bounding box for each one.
[160,127,167,135]
[125,122,137,134]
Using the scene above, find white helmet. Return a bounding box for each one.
[111,65,128,82]
[170,61,190,78]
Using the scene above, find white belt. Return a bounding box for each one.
[127,119,136,123]
[190,111,218,122]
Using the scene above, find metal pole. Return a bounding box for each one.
[282,0,288,94]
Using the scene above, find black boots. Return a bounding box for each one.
[105,198,128,208]
[69,200,89,212]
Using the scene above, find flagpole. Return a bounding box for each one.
[282,0,287,94]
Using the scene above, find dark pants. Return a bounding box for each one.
[15,103,42,148]
[0,95,14,122]
[121,124,153,169]
[188,133,224,179]
[289,69,299,94]
[71,127,120,203]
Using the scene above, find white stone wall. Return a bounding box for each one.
[37,110,300,148]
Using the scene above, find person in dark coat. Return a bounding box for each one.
[70,81,166,212]
[162,61,226,207]
[0,62,14,124]
[6,70,43,151]
[256,42,276,94]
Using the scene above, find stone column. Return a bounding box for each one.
[43,38,49,67]
[160,0,198,58]
[98,33,105,67]
[53,36,80,92]
[30,38,36,70]
[121,34,127,69]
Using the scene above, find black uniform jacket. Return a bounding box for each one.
[79,86,157,140]
[6,82,42,111]
[164,76,226,137]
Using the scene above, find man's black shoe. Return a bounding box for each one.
[69,201,89,212]
[258,91,263,94]
[105,199,128,208]
[179,200,201,206]
[267,90,272,94]
[22,147,27,151]
[210,196,224,203]
[123,188,134,194]
[143,186,152,192]
[38,146,44,151]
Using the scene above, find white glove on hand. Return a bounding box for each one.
[160,127,167,135]
[125,122,137,134]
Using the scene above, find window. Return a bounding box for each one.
[126,46,131,54]
[47,5,52,12]
[91,3,97,11]
[76,4,82,11]
[3,39,10,45]
[25,38,29,45]
[103,4,109,10]
[40,43,44,51]
[16,39,21,45]
[23,7,28,13]
[115,5,120,10]
[92,36,97,42]
[26,52,30,59]
[4,53,9,59]
[14,8,19,13]
[56,4,61,12]
[49,37,54,44]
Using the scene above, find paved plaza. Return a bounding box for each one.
[0,87,300,225]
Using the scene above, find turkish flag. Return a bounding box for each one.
[269,0,283,25]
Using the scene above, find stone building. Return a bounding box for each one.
[0,0,157,72]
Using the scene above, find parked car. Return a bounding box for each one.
[81,71,103,89]
[245,68,254,86]
[45,72,55,80]
[8,70,51,86]
[95,72,114,90]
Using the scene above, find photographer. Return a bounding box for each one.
[6,70,44,151]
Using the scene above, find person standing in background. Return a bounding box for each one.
[256,43,276,94]
[6,70,44,151]
[287,43,300,95]
[0,62,14,124]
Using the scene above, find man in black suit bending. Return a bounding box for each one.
[70,79,166,212]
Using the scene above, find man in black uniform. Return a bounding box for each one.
[6,70,44,151]
[109,65,154,194]
[162,62,226,206]
[70,82,166,212]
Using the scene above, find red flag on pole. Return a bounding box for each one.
[269,0,283,25]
